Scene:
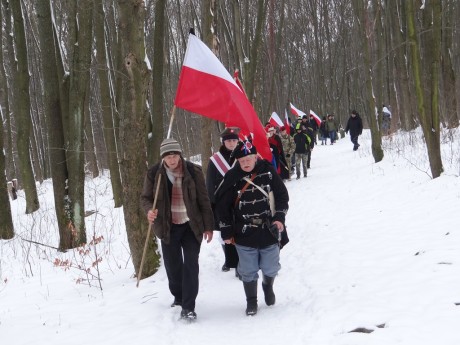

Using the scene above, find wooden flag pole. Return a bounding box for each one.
[136,106,177,287]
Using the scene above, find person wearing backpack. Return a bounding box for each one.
[140,138,214,321]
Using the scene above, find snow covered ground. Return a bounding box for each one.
[2,128,460,345]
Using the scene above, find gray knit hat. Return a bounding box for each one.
[160,138,182,158]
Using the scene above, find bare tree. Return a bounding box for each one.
[117,0,160,278]
[10,0,40,213]
[0,107,14,239]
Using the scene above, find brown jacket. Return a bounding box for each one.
[140,159,214,244]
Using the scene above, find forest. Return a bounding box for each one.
[1,0,459,278]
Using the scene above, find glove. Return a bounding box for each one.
[286,154,290,158]
[268,223,280,241]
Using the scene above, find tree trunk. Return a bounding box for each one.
[64,0,94,245]
[150,0,166,165]
[84,86,100,178]
[10,0,40,214]
[200,0,217,173]
[406,0,443,178]
[244,0,268,107]
[35,0,73,250]
[117,0,160,278]
[352,0,383,162]
[0,110,14,239]
[94,0,123,208]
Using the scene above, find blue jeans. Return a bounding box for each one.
[329,131,336,143]
[235,243,281,282]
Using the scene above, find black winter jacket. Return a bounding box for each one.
[215,160,289,249]
[345,115,363,137]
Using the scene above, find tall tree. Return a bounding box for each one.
[200,0,217,173]
[35,0,72,250]
[150,0,167,165]
[63,0,94,245]
[352,0,383,162]
[117,0,160,278]
[10,0,39,213]
[0,108,14,239]
[94,0,123,207]
[406,0,443,178]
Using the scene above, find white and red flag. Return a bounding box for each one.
[309,109,321,126]
[284,110,291,135]
[174,34,271,161]
[290,103,306,118]
[269,112,284,128]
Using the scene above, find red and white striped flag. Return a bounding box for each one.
[310,110,321,126]
[269,112,284,128]
[284,110,291,135]
[290,103,306,118]
[174,34,271,161]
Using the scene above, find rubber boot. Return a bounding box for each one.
[243,280,258,316]
[262,275,276,306]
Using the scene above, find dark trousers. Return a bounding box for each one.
[351,135,359,146]
[161,222,201,311]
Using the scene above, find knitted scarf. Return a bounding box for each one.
[165,159,189,224]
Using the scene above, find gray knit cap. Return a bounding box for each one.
[160,138,182,157]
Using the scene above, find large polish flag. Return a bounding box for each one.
[269,112,284,128]
[174,34,271,161]
[290,103,306,118]
[310,109,321,126]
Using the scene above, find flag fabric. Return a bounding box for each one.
[290,103,306,118]
[269,112,284,128]
[174,34,271,161]
[284,110,291,135]
[309,109,321,126]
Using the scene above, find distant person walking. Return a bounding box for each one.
[345,110,363,151]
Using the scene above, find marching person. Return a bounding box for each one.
[345,110,363,151]
[215,140,289,316]
[279,126,295,181]
[140,138,214,321]
[293,123,311,179]
[206,127,240,275]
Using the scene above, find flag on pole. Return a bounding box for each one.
[174,34,271,161]
[269,112,284,128]
[290,103,306,118]
[284,110,291,135]
[309,109,321,126]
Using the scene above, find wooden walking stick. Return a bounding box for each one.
[136,106,177,287]
[136,177,161,288]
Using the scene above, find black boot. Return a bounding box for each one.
[262,275,276,306]
[221,245,230,271]
[243,280,258,316]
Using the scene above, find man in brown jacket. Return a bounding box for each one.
[140,138,213,320]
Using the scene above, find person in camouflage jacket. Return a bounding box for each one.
[279,126,294,180]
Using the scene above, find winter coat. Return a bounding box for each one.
[319,121,328,138]
[293,131,311,154]
[280,133,295,157]
[206,145,235,228]
[326,119,338,132]
[215,159,289,249]
[140,158,214,245]
[308,119,319,132]
[345,115,363,137]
